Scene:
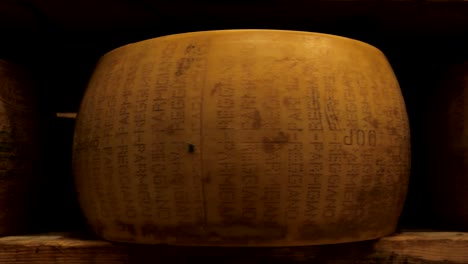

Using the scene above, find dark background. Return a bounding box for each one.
[1,0,467,233]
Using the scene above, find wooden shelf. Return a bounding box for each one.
[0,232,466,263]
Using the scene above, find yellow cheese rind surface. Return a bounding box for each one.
[73,30,411,246]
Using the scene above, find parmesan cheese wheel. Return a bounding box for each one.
[72,30,411,246]
[0,60,41,235]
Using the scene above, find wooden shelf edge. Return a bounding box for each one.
[0,232,466,263]
[56,112,77,119]
[376,232,468,263]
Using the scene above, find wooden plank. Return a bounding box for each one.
[56,112,77,119]
[0,233,129,264]
[0,232,466,263]
[375,232,468,263]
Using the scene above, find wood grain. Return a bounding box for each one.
[375,232,468,263]
[0,232,466,263]
[0,233,129,264]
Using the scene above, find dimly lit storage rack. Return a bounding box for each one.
[0,0,467,263]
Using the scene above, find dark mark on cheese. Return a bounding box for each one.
[188,143,195,153]
[262,132,290,153]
